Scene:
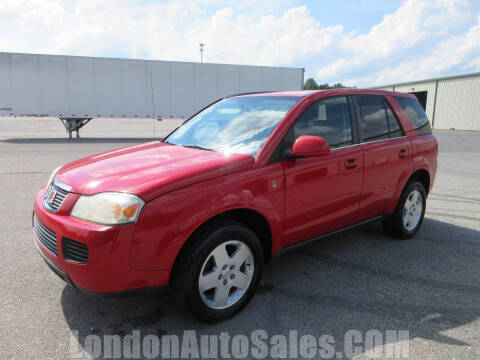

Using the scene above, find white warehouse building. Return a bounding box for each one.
[374,72,480,131]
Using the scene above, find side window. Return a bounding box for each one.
[395,97,432,135]
[354,95,389,142]
[384,100,403,138]
[287,96,353,149]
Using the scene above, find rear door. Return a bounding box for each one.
[282,96,364,246]
[353,95,412,221]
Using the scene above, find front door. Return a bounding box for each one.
[282,96,364,247]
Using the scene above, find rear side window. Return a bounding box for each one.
[395,97,432,135]
[288,96,353,149]
[384,100,403,138]
[354,95,389,142]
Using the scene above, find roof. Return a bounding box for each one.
[231,88,415,99]
[373,71,480,89]
[231,90,321,97]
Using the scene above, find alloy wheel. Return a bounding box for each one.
[198,240,254,310]
[403,190,423,231]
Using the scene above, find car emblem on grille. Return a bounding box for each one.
[47,187,57,204]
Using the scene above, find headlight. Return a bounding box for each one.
[46,165,63,188]
[71,192,145,225]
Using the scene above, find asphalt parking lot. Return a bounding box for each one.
[0,118,479,359]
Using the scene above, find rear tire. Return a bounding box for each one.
[171,219,264,323]
[383,181,426,239]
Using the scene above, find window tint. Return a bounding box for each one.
[395,97,432,135]
[354,95,389,142]
[287,96,353,149]
[384,100,403,138]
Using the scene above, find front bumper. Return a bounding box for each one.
[33,189,169,293]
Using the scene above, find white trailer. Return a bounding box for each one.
[0,52,304,137]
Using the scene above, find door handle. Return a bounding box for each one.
[344,158,358,169]
[398,148,409,158]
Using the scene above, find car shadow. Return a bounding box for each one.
[2,137,159,144]
[60,216,480,358]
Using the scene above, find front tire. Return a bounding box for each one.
[383,181,427,239]
[171,219,264,323]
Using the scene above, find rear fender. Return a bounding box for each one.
[385,134,437,214]
[385,163,433,215]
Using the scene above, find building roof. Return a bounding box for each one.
[374,71,480,88]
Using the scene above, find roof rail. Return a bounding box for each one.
[226,91,276,97]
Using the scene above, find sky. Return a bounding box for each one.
[1,0,479,87]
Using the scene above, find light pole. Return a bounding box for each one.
[200,43,204,63]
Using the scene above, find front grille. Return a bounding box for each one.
[62,237,89,263]
[44,182,69,212]
[33,214,58,255]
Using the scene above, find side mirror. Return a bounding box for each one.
[290,135,331,157]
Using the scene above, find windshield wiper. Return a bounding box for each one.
[162,141,216,152]
[181,144,216,151]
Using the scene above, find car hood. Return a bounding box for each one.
[55,141,254,201]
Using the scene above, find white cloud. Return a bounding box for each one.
[180,6,343,65]
[316,0,480,85]
[0,0,479,87]
[349,13,480,86]
[342,0,430,58]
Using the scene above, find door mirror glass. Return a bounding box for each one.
[290,135,331,157]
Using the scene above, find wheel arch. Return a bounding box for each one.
[170,208,274,285]
[386,167,431,214]
[408,168,431,196]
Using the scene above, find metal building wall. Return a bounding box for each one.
[375,73,480,130]
[434,75,480,130]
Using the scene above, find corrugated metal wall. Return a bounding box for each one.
[434,76,480,130]
[375,74,480,130]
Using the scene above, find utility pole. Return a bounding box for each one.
[200,43,204,63]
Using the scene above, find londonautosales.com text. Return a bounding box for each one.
[70,329,410,359]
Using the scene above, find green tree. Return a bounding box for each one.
[303,78,348,90]
[303,77,320,90]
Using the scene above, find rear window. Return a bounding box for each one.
[395,97,432,135]
[353,95,389,142]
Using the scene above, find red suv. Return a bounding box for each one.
[33,89,437,322]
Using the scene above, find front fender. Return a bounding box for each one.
[130,163,285,272]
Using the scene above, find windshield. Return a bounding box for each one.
[164,96,302,156]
